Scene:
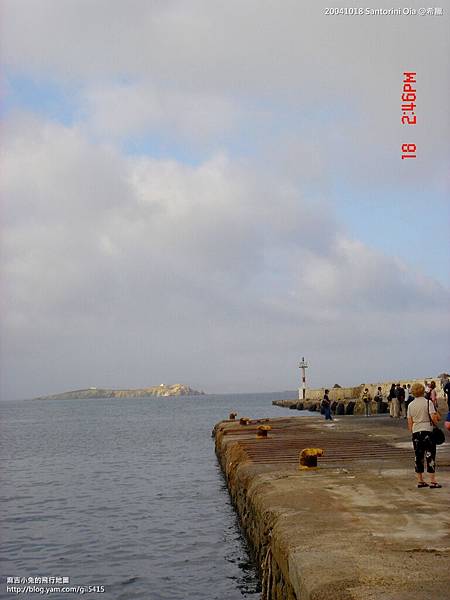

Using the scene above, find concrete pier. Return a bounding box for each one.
[213,414,450,599]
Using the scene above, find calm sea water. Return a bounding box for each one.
[0,392,297,599]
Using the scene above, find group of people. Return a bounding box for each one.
[360,380,441,418]
[320,380,450,489]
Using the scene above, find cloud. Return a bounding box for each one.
[2,2,449,102]
[81,82,240,144]
[1,113,448,398]
[299,237,447,312]
[2,1,449,193]
[1,2,449,398]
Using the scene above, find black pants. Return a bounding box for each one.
[412,430,436,473]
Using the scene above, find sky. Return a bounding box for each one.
[0,1,449,400]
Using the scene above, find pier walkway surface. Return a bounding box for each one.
[213,414,450,600]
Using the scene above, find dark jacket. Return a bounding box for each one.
[396,387,405,401]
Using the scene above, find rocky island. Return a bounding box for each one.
[33,383,205,400]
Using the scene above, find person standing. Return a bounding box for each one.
[403,384,408,405]
[388,383,396,418]
[429,381,438,410]
[444,379,450,412]
[362,388,371,417]
[374,386,384,414]
[396,383,405,418]
[407,382,442,488]
[404,383,413,414]
[321,389,332,421]
[391,384,401,418]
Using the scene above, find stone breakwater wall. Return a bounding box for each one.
[214,425,297,599]
[275,377,447,415]
[299,385,362,402]
[213,416,450,599]
[298,377,444,402]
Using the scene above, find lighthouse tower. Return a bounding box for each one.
[298,357,308,400]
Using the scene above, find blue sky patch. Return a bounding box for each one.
[3,73,79,125]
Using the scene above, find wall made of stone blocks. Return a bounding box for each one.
[214,428,298,600]
[302,376,445,402]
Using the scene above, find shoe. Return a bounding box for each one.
[429,482,442,488]
[417,482,429,488]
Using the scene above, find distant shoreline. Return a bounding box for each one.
[33,384,205,401]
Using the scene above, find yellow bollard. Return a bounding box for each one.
[256,425,271,438]
[299,448,324,469]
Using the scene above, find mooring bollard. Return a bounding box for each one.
[229,412,238,420]
[239,417,251,426]
[336,402,345,415]
[299,448,324,469]
[256,425,271,438]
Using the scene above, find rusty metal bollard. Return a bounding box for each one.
[299,448,324,469]
[256,425,271,438]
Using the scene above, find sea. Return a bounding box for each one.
[0,392,300,600]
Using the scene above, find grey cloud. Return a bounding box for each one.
[1,115,448,399]
[2,1,448,101]
[82,83,241,143]
[2,1,448,190]
[1,2,449,399]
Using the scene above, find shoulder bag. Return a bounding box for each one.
[427,400,446,445]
